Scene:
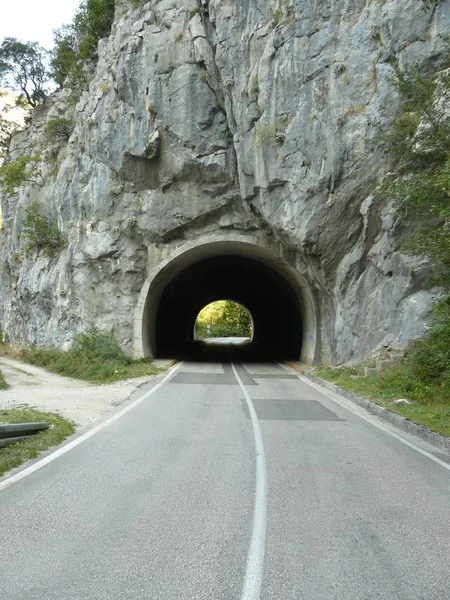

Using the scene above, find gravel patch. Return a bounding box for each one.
[0,356,160,428]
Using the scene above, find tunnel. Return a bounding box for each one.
[134,238,318,363]
[155,254,302,360]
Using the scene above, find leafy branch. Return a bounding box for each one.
[0,154,44,196]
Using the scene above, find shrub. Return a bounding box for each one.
[46,118,74,142]
[71,326,131,364]
[0,154,43,196]
[22,201,66,256]
[402,298,450,390]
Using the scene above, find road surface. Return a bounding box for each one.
[1,361,450,599]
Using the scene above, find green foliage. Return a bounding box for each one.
[0,92,29,157]
[51,0,115,93]
[51,25,85,90]
[195,301,252,339]
[316,363,450,437]
[71,327,130,364]
[255,115,290,149]
[376,58,450,289]
[0,408,75,476]
[0,38,49,108]
[1,327,164,384]
[402,298,450,393]
[0,154,42,196]
[0,368,8,390]
[45,118,74,142]
[22,201,66,256]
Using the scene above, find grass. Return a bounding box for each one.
[0,408,75,477]
[0,327,166,385]
[0,368,9,390]
[315,363,450,437]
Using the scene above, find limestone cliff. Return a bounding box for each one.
[0,0,449,362]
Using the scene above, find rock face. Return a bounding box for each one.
[0,0,448,362]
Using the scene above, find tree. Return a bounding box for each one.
[0,154,43,196]
[377,60,450,289]
[51,0,115,91]
[195,301,252,338]
[0,37,49,108]
[0,92,29,157]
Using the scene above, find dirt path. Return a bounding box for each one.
[0,356,163,428]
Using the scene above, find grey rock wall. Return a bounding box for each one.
[0,0,448,361]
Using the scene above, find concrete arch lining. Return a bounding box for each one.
[133,234,318,363]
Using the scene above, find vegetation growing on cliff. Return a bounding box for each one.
[378,61,450,288]
[22,201,66,256]
[51,0,115,93]
[377,56,449,404]
[0,155,43,196]
[45,118,74,143]
[319,51,450,432]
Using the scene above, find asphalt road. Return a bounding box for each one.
[1,361,450,600]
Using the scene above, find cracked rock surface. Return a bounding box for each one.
[0,0,448,362]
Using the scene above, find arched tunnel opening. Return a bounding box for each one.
[154,254,302,360]
[136,240,318,363]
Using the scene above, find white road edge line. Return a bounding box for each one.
[0,362,184,492]
[232,362,267,600]
[280,363,450,473]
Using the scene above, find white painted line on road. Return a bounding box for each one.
[232,362,267,600]
[281,364,450,473]
[0,362,183,492]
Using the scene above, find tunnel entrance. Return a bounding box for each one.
[154,254,302,360]
[134,238,318,363]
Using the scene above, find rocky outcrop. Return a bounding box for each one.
[0,0,448,361]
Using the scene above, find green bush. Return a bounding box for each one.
[402,298,450,396]
[8,327,130,381]
[46,118,74,142]
[71,326,131,364]
[22,201,66,256]
[1,326,163,384]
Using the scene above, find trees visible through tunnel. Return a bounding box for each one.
[194,301,253,340]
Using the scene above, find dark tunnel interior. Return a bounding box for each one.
[153,255,303,361]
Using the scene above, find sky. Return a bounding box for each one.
[0,0,81,50]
